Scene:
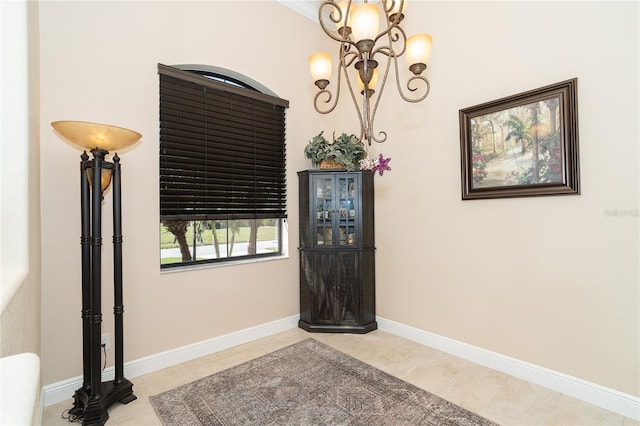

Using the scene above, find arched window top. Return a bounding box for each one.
[172,64,279,97]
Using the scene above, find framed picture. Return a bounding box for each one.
[459,78,580,200]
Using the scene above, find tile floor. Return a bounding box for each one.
[43,328,638,425]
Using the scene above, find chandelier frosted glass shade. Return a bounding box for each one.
[406,34,433,73]
[51,120,142,152]
[350,3,380,42]
[309,52,333,85]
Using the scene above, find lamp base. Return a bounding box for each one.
[69,379,136,426]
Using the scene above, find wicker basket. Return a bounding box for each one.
[320,159,343,169]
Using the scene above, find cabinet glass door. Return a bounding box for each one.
[313,176,333,246]
[337,176,357,247]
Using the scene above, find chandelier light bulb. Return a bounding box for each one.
[309,52,333,84]
[350,3,380,42]
[406,33,433,71]
[356,67,379,91]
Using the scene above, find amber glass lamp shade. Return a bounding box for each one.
[51,120,142,153]
[52,120,141,191]
[86,168,113,192]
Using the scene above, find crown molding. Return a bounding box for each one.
[277,0,320,23]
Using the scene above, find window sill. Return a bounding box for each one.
[160,253,290,274]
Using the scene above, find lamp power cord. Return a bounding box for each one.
[60,343,108,423]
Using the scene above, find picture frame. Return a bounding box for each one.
[459,78,580,200]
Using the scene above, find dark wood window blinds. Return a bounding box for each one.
[158,64,289,221]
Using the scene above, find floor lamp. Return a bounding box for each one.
[52,121,142,425]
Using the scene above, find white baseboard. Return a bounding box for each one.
[43,315,299,407]
[43,315,639,421]
[377,317,640,421]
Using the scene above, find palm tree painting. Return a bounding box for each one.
[469,99,562,189]
[460,79,580,200]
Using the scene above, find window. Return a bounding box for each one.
[158,64,289,268]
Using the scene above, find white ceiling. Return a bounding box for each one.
[277,1,321,23]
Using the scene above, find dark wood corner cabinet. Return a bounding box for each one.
[298,170,377,333]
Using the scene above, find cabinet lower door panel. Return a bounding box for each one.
[299,249,376,333]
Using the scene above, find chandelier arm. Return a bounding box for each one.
[383,0,393,13]
[370,28,406,63]
[343,48,359,68]
[373,31,405,59]
[368,55,392,144]
[313,89,339,115]
[373,27,395,47]
[373,4,406,47]
[405,74,431,102]
[389,26,408,57]
[318,1,358,48]
[371,45,393,62]
[342,61,367,144]
[390,52,431,102]
[373,130,388,144]
[339,37,367,142]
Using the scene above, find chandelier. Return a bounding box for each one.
[309,0,432,145]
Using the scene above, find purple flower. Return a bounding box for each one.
[372,154,391,176]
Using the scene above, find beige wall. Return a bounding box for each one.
[39,1,322,385]
[38,0,638,399]
[371,1,639,396]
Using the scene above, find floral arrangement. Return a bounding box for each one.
[304,131,367,171]
[360,153,392,176]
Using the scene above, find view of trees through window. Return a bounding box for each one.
[160,219,281,265]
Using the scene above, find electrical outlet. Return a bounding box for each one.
[101,333,111,351]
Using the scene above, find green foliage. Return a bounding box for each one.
[504,114,532,151]
[304,131,367,171]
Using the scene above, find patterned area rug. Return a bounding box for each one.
[150,338,498,425]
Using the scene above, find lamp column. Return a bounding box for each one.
[112,154,126,385]
[72,149,136,426]
[80,152,91,396]
[90,149,106,408]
